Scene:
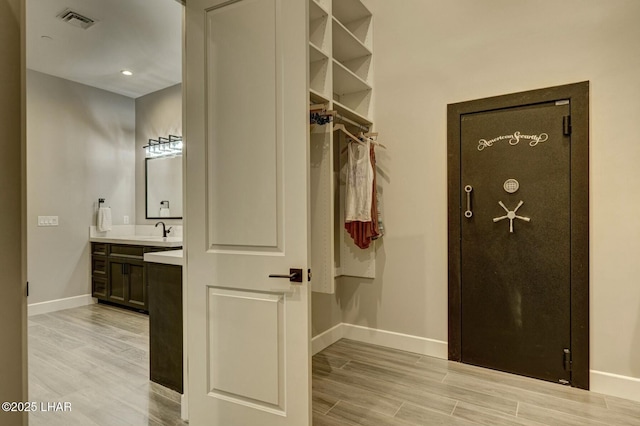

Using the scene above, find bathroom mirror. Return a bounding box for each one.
[145,156,183,219]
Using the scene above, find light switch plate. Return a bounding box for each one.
[38,216,59,227]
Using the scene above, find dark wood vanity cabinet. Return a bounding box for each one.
[148,262,183,393]
[91,243,179,312]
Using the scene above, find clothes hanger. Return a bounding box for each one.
[358,132,387,149]
[333,123,363,144]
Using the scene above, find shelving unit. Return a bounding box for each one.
[333,99,372,126]
[330,0,372,121]
[308,0,375,294]
[332,19,371,63]
[310,44,330,100]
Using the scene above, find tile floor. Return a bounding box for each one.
[28,304,640,425]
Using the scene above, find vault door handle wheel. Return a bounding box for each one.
[493,200,530,233]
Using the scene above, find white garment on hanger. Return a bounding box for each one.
[345,139,373,222]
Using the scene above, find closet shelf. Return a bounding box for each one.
[332,0,371,27]
[333,59,371,95]
[333,100,372,126]
[309,42,329,62]
[310,88,330,104]
[311,0,330,18]
[332,18,371,62]
[310,0,329,21]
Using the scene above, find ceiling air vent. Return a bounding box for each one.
[57,9,96,30]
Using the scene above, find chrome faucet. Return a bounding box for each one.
[155,221,172,238]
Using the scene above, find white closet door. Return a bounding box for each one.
[184,0,311,424]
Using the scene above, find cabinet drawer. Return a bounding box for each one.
[92,243,108,256]
[110,244,144,259]
[92,257,107,274]
[92,277,108,298]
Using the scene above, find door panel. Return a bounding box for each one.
[206,0,280,249]
[460,102,571,383]
[208,288,283,407]
[127,261,145,309]
[186,0,310,424]
[109,260,126,302]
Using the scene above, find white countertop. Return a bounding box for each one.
[89,235,183,247]
[144,249,184,266]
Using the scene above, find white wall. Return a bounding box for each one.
[135,83,182,225]
[27,70,136,304]
[332,0,640,390]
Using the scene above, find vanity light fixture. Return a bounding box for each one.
[121,70,133,76]
[144,135,183,158]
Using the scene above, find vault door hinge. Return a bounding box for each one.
[563,348,572,372]
[559,347,572,385]
[563,115,572,136]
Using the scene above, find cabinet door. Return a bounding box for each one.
[91,255,108,299]
[92,277,108,299]
[126,260,146,310]
[109,260,127,303]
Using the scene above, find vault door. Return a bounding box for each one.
[460,101,571,384]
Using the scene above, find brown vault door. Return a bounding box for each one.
[460,101,571,384]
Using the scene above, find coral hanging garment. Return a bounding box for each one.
[345,141,380,249]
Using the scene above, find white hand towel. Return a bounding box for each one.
[97,207,112,232]
[159,208,171,217]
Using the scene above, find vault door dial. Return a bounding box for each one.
[503,178,519,193]
[493,200,531,233]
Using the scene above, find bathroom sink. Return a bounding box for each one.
[90,235,183,247]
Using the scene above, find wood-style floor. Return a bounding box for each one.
[29,303,186,426]
[313,339,640,426]
[29,304,640,425]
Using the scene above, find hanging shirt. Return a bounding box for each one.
[345,143,381,249]
[345,139,373,222]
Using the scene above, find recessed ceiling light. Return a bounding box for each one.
[121,70,133,76]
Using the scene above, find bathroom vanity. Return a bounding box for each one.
[90,237,182,311]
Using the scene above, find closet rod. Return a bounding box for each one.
[334,113,370,132]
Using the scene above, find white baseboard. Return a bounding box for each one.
[342,323,448,359]
[181,394,188,421]
[312,323,344,355]
[311,322,447,360]
[28,294,96,316]
[591,370,640,403]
